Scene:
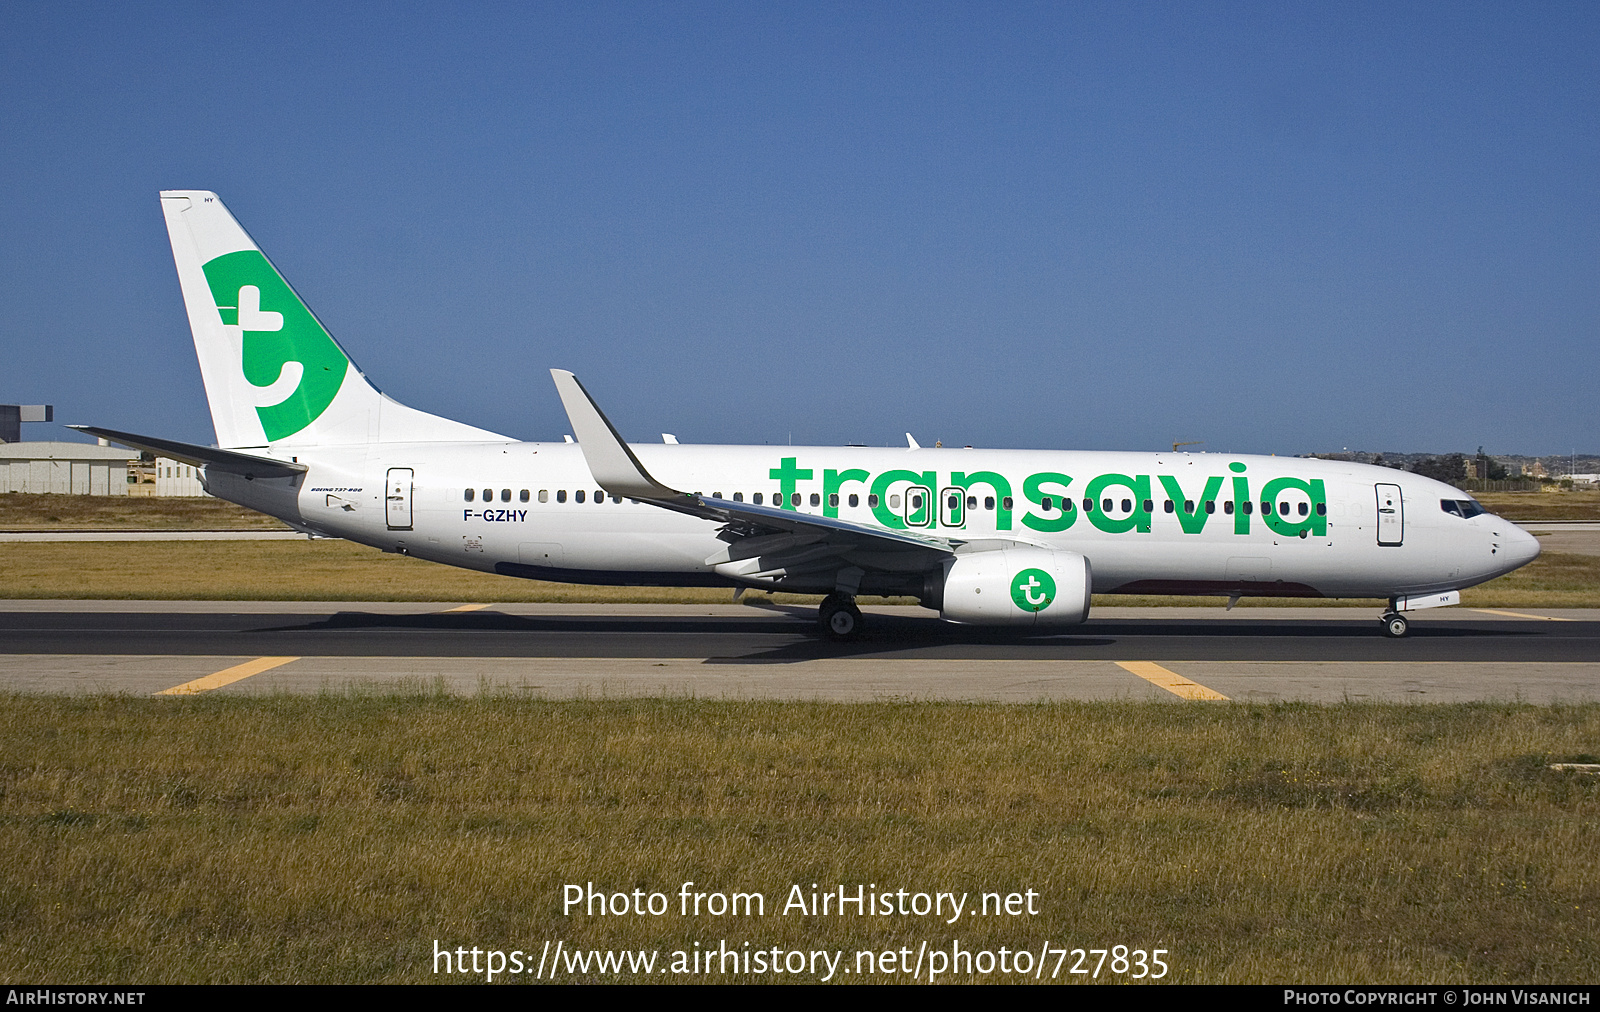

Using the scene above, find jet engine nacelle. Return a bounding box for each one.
[939,547,1092,627]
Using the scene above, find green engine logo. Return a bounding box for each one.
[1010,568,1056,612]
[202,249,349,441]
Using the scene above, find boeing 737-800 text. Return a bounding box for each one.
[74,192,1541,639]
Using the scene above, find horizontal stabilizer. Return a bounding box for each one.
[67,425,307,479]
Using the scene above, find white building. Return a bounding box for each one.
[0,441,139,495]
[153,458,209,497]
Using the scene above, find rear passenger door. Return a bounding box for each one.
[386,468,414,530]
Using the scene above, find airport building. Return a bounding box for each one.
[149,458,208,497]
[0,441,211,497]
[0,441,140,495]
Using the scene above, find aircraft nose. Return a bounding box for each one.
[1502,522,1541,568]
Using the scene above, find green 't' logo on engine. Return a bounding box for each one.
[1011,568,1056,612]
[202,250,349,441]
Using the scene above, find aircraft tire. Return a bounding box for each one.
[1381,612,1409,638]
[819,593,863,641]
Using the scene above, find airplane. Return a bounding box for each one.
[73,191,1542,641]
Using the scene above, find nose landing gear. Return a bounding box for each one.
[818,592,863,641]
[1380,611,1409,638]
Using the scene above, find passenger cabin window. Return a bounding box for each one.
[1316,503,1327,516]
[985,496,996,510]
[890,495,901,509]
[1142,499,1153,513]
[556,489,567,503]
[733,492,744,502]
[753,493,763,505]
[713,492,723,499]
[1164,500,1174,513]
[481,488,492,502]
[829,493,839,508]
[464,489,475,502]
[1205,501,1215,514]
[868,494,879,508]
[1298,502,1309,516]
[520,489,529,502]
[1119,498,1130,513]
[575,490,585,503]
[1041,497,1053,511]
[594,490,604,503]
[1102,499,1113,513]
[1243,500,1253,514]
[1224,500,1234,514]
[501,489,511,502]
[848,494,859,508]
[1184,500,1194,514]
[1083,498,1094,513]
[1003,497,1014,510]
[791,493,801,507]
[538,490,548,503]
[810,493,821,507]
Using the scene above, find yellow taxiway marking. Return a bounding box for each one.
[441,603,493,613]
[1115,661,1229,701]
[1472,609,1576,622]
[156,656,300,696]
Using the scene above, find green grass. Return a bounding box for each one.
[3,538,1596,608]
[1,694,1595,983]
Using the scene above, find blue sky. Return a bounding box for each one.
[2,2,1595,455]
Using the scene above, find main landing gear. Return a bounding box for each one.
[1380,610,1409,638]
[818,592,863,641]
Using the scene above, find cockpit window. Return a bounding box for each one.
[1441,498,1487,518]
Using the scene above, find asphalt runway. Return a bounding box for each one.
[1,601,1597,703]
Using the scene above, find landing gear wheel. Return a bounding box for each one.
[1381,612,1409,638]
[818,592,863,641]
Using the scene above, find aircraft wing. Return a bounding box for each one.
[67,425,308,479]
[549,370,954,561]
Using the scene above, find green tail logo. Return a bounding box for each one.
[202,250,348,440]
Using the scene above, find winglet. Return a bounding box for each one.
[549,370,686,501]
[906,432,921,450]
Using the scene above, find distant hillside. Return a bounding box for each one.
[1306,450,1600,478]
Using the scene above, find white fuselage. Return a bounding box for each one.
[205,442,1540,603]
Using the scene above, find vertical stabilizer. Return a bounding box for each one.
[160,191,505,448]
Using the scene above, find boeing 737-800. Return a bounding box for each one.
[74,191,1541,639]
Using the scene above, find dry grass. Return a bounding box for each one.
[2,539,1596,608]
[0,493,286,530]
[1475,491,1600,522]
[0,694,1595,983]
